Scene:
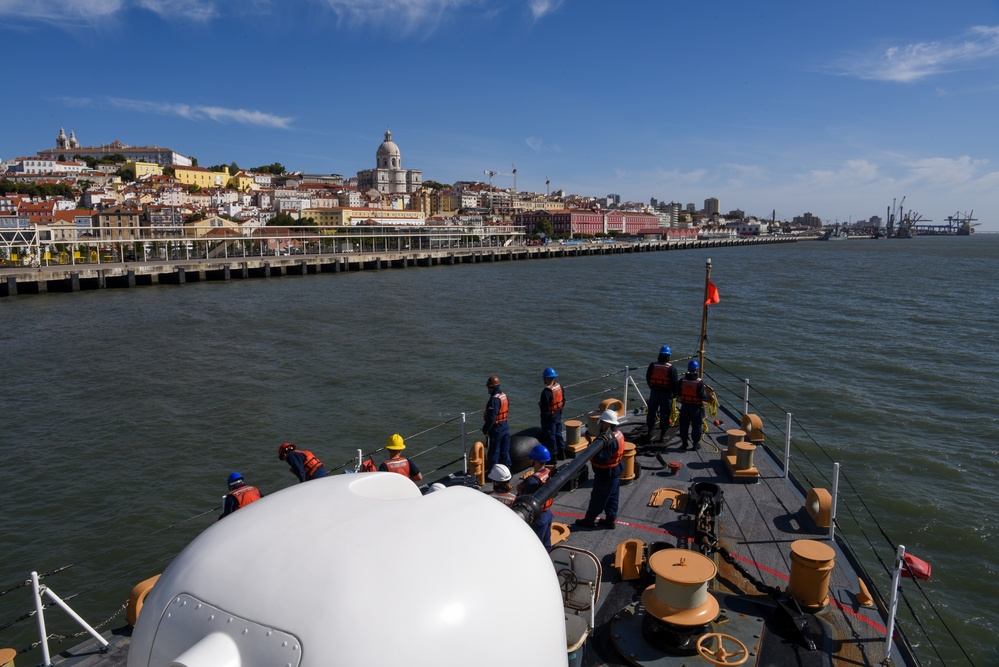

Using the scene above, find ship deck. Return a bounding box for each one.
[534,405,911,667]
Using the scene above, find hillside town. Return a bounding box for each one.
[1,128,831,261]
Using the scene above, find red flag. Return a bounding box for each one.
[705,280,720,306]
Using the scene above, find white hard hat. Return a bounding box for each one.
[428,483,446,493]
[599,409,620,426]
[487,464,512,482]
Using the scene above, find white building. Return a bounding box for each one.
[356,131,423,194]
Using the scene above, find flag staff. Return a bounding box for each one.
[698,258,712,378]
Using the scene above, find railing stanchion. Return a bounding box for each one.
[461,412,468,476]
[829,462,840,541]
[623,366,630,414]
[743,378,750,416]
[32,571,52,667]
[884,544,906,664]
[356,448,363,473]
[783,412,792,478]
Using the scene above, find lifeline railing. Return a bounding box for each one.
[703,356,976,667]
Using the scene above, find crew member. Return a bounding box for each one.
[645,345,679,442]
[539,367,566,460]
[677,360,712,451]
[482,375,512,470]
[379,433,423,482]
[278,442,327,482]
[219,472,262,519]
[519,445,554,549]
[487,464,517,506]
[575,410,625,530]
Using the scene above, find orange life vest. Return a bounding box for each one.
[546,383,565,416]
[679,378,704,405]
[299,449,324,478]
[493,392,509,423]
[230,485,261,509]
[383,457,412,478]
[491,491,517,506]
[593,431,625,469]
[518,466,553,510]
[649,362,673,389]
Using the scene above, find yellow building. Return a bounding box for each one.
[184,215,242,238]
[229,171,257,192]
[124,160,164,178]
[174,165,230,190]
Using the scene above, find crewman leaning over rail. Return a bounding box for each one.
[379,434,423,482]
[483,375,512,470]
[487,464,517,506]
[518,446,554,550]
[219,472,262,520]
[539,367,566,460]
[677,360,711,451]
[645,344,679,443]
[575,410,625,530]
[278,442,328,482]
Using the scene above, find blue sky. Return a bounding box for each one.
[2,0,999,230]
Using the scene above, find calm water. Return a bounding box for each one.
[1,236,996,665]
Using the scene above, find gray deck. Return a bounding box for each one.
[539,410,909,667]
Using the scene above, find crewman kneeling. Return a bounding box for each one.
[380,434,423,482]
[519,445,554,550]
[219,472,262,520]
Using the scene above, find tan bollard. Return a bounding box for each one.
[587,411,601,436]
[621,442,637,484]
[0,648,16,667]
[788,540,836,608]
[564,419,582,446]
[469,441,486,486]
[725,429,746,456]
[641,550,720,627]
[734,442,756,471]
[598,398,625,418]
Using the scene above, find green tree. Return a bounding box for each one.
[266,212,297,227]
[190,156,199,166]
[533,217,554,237]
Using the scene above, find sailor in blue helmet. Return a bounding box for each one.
[677,359,711,451]
[518,445,554,549]
[219,472,262,520]
[538,367,567,460]
[575,410,626,530]
[482,375,512,470]
[645,345,679,443]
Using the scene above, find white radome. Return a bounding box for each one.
[129,473,568,667]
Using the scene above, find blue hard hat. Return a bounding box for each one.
[227,472,243,486]
[543,367,558,379]
[659,345,671,355]
[530,444,551,463]
[688,359,699,371]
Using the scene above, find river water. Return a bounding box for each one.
[1,236,996,666]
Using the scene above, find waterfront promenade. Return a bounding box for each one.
[0,234,797,298]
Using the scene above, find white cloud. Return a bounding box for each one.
[316,0,476,33]
[137,0,218,21]
[65,96,293,129]
[0,0,123,23]
[838,25,999,82]
[529,0,563,20]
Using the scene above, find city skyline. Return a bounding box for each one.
[2,1,998,230]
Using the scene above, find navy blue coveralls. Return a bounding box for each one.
[677,372,711,449]
[287,450,327,483]
[483,386,512,469]
[521,473,553,550]
[583,430,625,525]
[645,358,679,433]
[539,382,565,458]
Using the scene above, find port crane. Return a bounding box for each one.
[944,211,979,235]
[483,168,515,218]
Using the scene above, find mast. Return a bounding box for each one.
[698,258,711,378]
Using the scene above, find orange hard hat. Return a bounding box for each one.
[486,375,501,387]
[278,442,296,460]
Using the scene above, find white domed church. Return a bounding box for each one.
[356,130,423,194]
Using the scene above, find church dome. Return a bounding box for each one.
[377,130,401,158]
[376,130,401,169]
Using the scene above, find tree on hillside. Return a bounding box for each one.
[266,212,297,227]
[533,217,554,237]
[252,162,286,175]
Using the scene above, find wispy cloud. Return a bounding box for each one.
[137,0,219,22]
[316,0,477,33]
[0,0,123,24]
[836,25,999,82]
[64,96,293,129]
[525,136,562,153]
[529,0,563,20]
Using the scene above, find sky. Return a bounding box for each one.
[2,0,999,230]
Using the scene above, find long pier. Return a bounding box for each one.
[0,236,794,298]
